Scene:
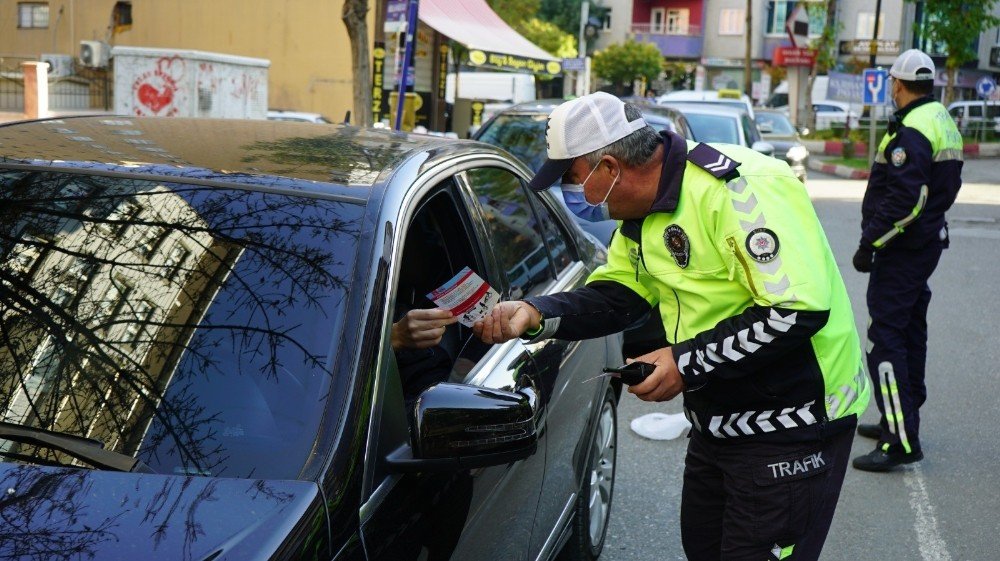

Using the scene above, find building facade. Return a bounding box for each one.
[1,0,374,122]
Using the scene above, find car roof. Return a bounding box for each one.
[0,116,451,192]
[660,102,747,117]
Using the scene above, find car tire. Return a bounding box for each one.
[559,386,617,561]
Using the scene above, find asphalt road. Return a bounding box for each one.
[600,159,1000,561]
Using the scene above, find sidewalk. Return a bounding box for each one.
[807,157,869,180]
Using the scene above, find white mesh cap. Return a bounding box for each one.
[527,92,648,191]
[890,49,936,81]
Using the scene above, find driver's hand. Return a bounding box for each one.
[391,308,457,350]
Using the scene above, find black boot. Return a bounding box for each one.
[856,423,882,440]
[852,447,924,472]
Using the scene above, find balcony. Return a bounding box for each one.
[629,24,703,59]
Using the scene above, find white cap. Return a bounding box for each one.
[890,49,936,81]
[528,92,648,191]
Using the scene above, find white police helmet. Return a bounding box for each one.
[889,49,936,81]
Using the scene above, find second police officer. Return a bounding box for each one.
[852,49,963,471]
[474,92,870,561]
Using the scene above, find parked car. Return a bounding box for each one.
[473,98,695,246]
[266,109,333,123]
[662,102,775,156]
[656,89,756,119]
[754,108,810,183]
[947,100,1000,135]
[811,100,860,131]
[0,116,622,561]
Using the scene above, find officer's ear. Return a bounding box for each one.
[599,155,621,179]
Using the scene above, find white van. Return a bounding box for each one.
[765,76,829,110]
[947,100,1000,134]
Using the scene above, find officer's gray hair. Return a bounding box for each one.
[582,102,660,168]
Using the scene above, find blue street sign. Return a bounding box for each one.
[976,76,996,99]
[562,58,586,72]
[862,68,888,105]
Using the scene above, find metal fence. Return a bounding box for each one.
[0,56,112,113]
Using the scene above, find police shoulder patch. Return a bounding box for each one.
[745,228,779,263]
[687,143,741,180]
[891,147,907,167]
[664,224,690,268]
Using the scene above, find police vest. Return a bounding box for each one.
[589,141,869,440]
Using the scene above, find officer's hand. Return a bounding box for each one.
[627,347,685,402]
[852,246,874,273]
[391,308,458,350]
[473,301,541,344]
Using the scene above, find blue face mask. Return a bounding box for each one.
[561,164,619,223]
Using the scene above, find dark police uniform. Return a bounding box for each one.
[525,131,869,560]
[859,96,963,458]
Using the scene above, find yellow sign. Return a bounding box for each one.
[718,88,742,99]
[469,50,488,66]
[466,49,562,76]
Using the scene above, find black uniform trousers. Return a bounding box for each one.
[680,420,855,561]
[865,243,943,455]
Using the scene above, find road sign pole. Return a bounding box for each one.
[869,104,877,164]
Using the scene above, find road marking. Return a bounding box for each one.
[904,465,952,561]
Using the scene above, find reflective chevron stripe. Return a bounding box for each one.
[694,400,819,439]
[933,148,963,162]
[879,361,912,453]
[826,367,867,418]
[873,184,928,248]
[675,309,798,377]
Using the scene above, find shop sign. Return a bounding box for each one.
[838,40,900,57]
[466,49,562,76]
[774,47,816,67]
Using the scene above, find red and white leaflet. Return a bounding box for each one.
[426,266,501,327]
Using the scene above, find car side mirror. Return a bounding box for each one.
[385,382,538,473]
[798,126,810,136]
[751,141,775,157]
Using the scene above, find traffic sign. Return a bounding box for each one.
[774,47,815,67]
[862,68,888,105]
[976,75,996,99]
[785,4,810,48]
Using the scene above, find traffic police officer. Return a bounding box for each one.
[474,92,870,561]
[852,49,963,472]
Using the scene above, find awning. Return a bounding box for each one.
[418,0,563,76]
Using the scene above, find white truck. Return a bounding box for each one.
[112,46,269,119]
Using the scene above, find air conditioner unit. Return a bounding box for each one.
[40,54,74,77]
[79,40,110,68]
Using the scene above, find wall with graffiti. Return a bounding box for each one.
[113,47,269,119]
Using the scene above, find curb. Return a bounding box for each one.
[808,158,870,180]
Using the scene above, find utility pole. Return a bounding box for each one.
[744,0,753,96]
[868,0,883,164]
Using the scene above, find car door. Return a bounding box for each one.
[457,165,613,560]
[358,174,547,561]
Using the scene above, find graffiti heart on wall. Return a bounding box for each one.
[130,56,188,116]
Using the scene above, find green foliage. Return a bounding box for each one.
[904,0,1000,70]
[487,0,541,28]
[538,0,583,37]
[517,18,578,58]
[592,40,664,92]
[806,1,840,74]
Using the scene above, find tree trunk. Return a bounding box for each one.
[342,0,373,127]
[945,65,957,107]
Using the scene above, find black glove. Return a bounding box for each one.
[852,246,874,273]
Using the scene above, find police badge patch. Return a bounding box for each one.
[745,228,779,263]
[664,225,690,268]
[891,147,907,167]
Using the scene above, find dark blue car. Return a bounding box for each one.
[0,117,622,560]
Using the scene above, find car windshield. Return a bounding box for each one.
[476,114,549,172]
[684,114,740,144]
[0,171,364,480]
[756,113,797,135]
